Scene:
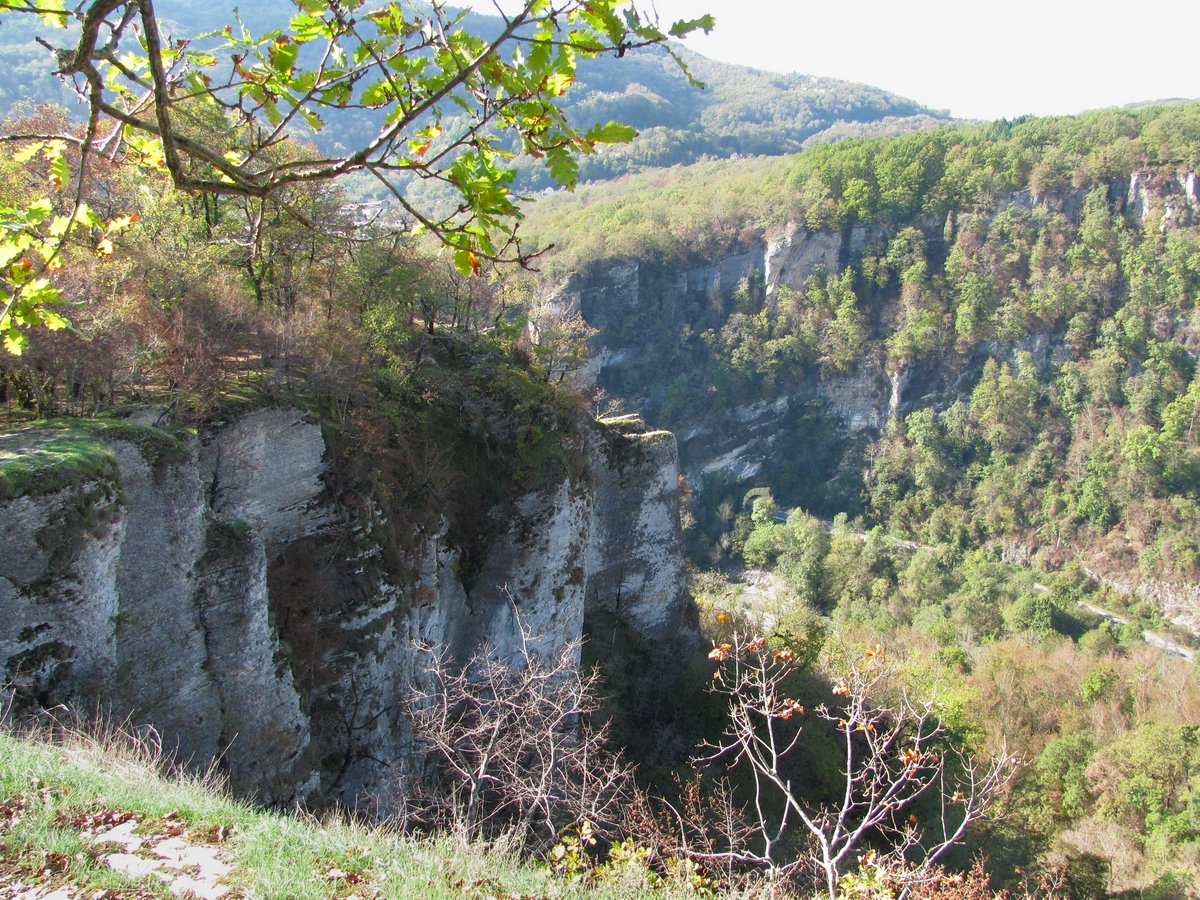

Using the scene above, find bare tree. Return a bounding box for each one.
[698,634,1021,899]
[397,622,633,848]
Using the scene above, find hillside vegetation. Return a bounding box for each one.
[1,1,1200,891]
[527,102,1200,590]
[0,719,703,899]
[522,101,1200,894]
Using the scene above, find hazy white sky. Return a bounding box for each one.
[463,0,1200,121]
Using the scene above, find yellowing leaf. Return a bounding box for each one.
[3,329,26,356]
[13,142,45,164]
[453,247,481,277]
[40,309,68,331]
[544,72,574,96]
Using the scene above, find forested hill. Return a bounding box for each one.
[512,103,1200,892]
[0,1,952,187]
[524,44,952,185]
[526,101,1200,629]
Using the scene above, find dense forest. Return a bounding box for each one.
[527,103,1200,588]
[1,1,1200,896]
[519,101,1200,895]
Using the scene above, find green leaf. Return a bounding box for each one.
[268,37,297,75]
[262,99,283,126]
[3,328,26,356]
[669,15,716,37]
[49,153,69,190]
[301,108,324,131]
[23,279,55,303]
[288,13,325,41]
[318,82,351,107]
[361,81,391,106]
[25,200,52,225]
[0,244,23,270]
[579,5,625,46]
[39,309,68,330]
[76,203,103,229]
[544,71,574,96]
[545,145,578,188]
[583,121,637,145]
[36,0,66,27]
[453,246,480,276]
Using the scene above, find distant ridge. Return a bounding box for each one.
[0,0,954,188]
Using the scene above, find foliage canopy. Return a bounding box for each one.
[0,0,713,351]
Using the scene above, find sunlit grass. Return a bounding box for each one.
[0,718,730,899]
[0,417,190,501]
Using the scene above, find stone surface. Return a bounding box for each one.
[764,224,843,294]
[0,404,693,808]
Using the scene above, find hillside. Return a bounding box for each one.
[527,102,1200,602]
[5,2,1200,894]
[518,101,1200,893]
[0,723,697,898]
[0,0,952,193]
[518,44,952,187]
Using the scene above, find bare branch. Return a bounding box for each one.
[699,634,1023,897]
[394,618,633,848]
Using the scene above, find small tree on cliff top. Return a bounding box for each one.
[699,631,1021,898]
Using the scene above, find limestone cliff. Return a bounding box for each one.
[0,406,691,808]
[546,223,888,516]
[545,168,1200,518]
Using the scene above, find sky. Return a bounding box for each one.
[461,0,1200,121]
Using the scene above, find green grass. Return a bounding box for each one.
[211,376,281,421]
[0,434,118,502]
[0,418,190,502]
[63,418,191,468]
[0,722,728,899]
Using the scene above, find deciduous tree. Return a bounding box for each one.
[397,622,633,847]
[699,634,1020,899]
[0,0,713,350]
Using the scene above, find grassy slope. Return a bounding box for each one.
[0,418,190,502]
[0,725,719,899]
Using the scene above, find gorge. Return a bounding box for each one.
[2,1,1200,889]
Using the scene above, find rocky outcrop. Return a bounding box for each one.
[544,170,1200,516]
[1079,561,1200,638]
[763,225,845,294]
[0,406,692,808]
[545,234,889,515]
[1126,170,1200,228]
[585,416,690,638]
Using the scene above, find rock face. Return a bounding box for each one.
[546,222,888,515]
[546,170,1200,518]
[0,407,691,808]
